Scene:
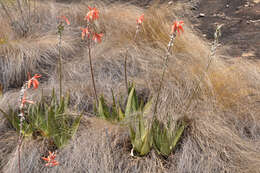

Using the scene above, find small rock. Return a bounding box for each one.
[242,51,255,57]
[168,1,173,5]
[246,20,250,24]
[244,2,250,7]
[197,13,205,18]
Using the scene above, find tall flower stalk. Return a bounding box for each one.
[124,14,144,94]
[81,7,103,107]
[57,16,70,101]
[17,73,41,173]
[152,21,184,119]
[184,24,223,112]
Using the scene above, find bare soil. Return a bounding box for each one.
[179,0,260,59]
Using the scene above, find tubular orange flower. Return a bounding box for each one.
[45,160,59,167]
[41,151,59,167]
[21,93,34,108]
[92,33,103,43]
[22,98,34,105]
[80,27,90,40]
[85,6,99,22]
[28,74,41,89]
[171,21,184,34]
[48,151,56,160]
[41,157,50,162]
[58,16,70,25]
[137,14,144,25]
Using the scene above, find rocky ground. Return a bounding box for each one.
[186,0,260,59]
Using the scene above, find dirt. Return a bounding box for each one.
[178,0,260,59]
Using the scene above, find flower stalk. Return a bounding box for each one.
[152,21,184,120]
[81,7,103,108]
[88,39,98,107]
[17,73,41,173]
[57,16,70,101]
[17,82,27,173]
[58,27,63,101]
[124,14,144,94]
[184,24,223,112]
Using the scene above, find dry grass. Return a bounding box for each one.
[2,118,166,173]
[176,113,260,173]
[0,1,82,91]
[0,0,260,173]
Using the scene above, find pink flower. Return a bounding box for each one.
[85,6,99,22]
[92,33,103,43]
[171,21,184,34]
[137,14,144,25]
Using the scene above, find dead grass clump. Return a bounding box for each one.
[0,16,13,41]
[0,34,77,90]
[0,1,83,91]
[175,113,260,173]
[206,58,260,110]
[0,120,17,170]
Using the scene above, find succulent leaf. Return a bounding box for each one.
[1,90,82,149]
[152,118,186,157]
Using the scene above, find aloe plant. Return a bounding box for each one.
[40,90,82,148]
[129,112,152,156]
[96,84,153,155]
[98,95,115,121]
[127,85,153,156]
[151,118,186,157]
[0,107,33,137]
[0,90,82,149]
[97,84,149,121]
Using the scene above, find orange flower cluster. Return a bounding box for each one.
[171,21,184,34]
[92,33,103,43]
[81,6,103,43]
[28,74,41,89]
[41,151,59,167]
[19,74,41,110]
[137,14,144,25]
[85,7,99,22]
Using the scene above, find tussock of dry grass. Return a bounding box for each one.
[176,113,260,173]
[0,1,82,91]
[0,120,17,170]
[0,34,78,90]
[0,0,260,173]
